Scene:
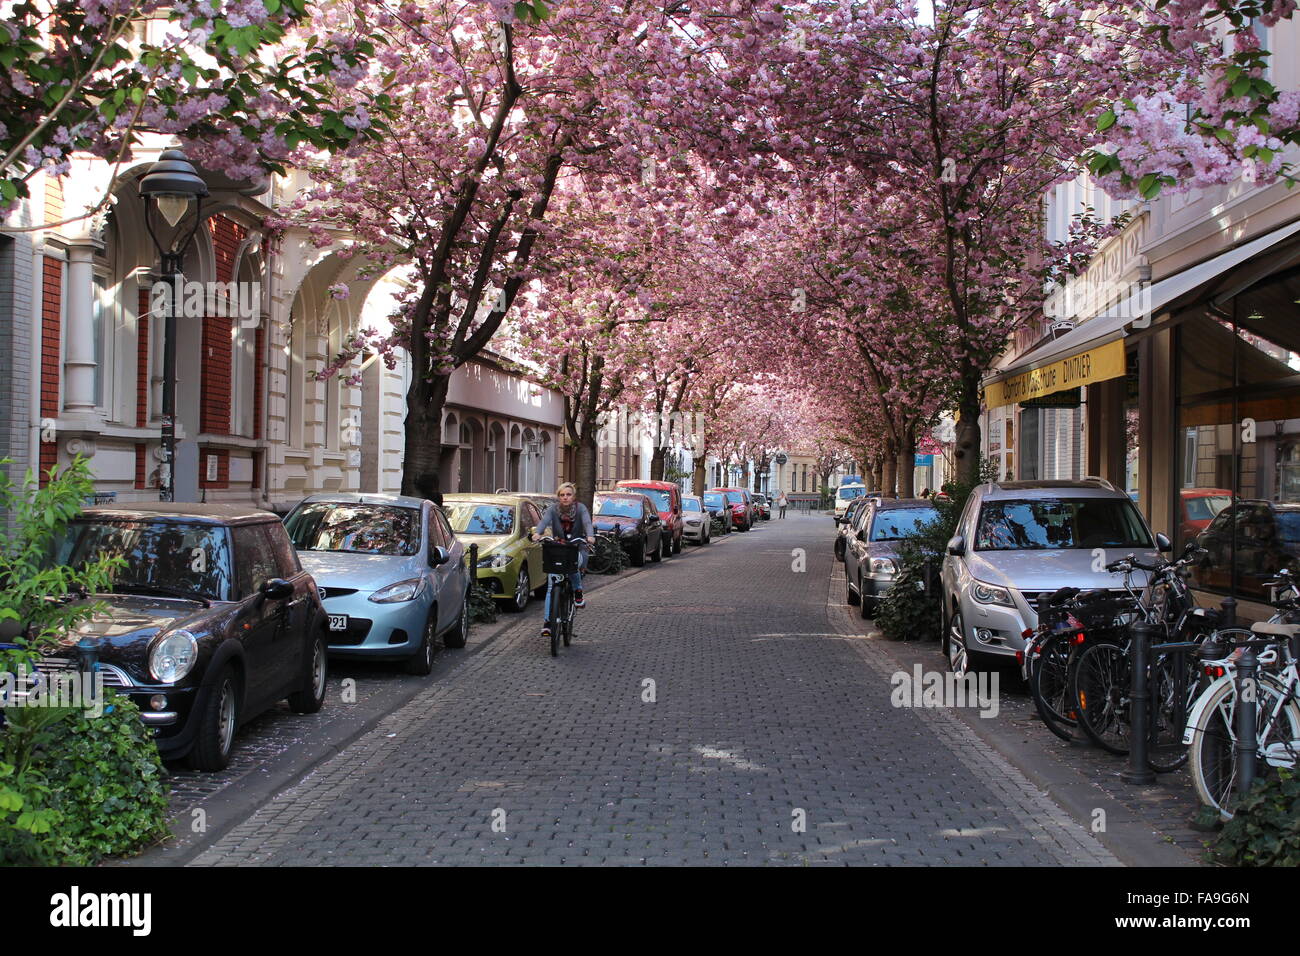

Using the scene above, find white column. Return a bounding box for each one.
[63,242,98,412]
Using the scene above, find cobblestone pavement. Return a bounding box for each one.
[189,515,1118,866]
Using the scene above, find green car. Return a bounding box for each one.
[444,493,544,612]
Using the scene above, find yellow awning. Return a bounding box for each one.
[983,339,1126,408]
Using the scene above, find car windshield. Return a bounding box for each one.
[624,487,670,511]
[683,498,702,512]
[871,508,938,541]
[725,492,745,505]
[975,498,1152,551]
[597,497,642,518]
[51,520,233,601]
[838,486,865,500]
[284,503,420,556]
[445,504,515,535]
[703,494,723,508]
[1185,494,1232,521]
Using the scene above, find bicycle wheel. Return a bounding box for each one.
[1147,648,1199,773]
[587,538,613,575]
[1029,632,1077,742]
[1072,641,1131,755]
[1187,675,1300,820]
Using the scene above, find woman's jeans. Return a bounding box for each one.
[545,545,587,622]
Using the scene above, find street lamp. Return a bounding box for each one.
[140,149,208,502]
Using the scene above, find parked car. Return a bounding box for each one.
[834,497,871,562]
[42,503,329,771]
[517,492,558,518]
[593,492,663,565]
[615,479,683,557]
[443,493,543,612]
[939,479,1169,676]
[834,482,867,520]
[282,493,470,676]
[1179,487,1232,544]
[753,493,771,520]
[680,494,712,545]
[709,487,754,531]
[845,498,940,617]
[702,491,734,533]
[1193,499,1300,597]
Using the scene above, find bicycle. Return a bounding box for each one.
[585,532,617,575]
[1184,570,1300,819]
[538,534,585,657]
[1070,546,1209,771]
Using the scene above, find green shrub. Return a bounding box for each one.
[599,537,631,574]
[42,694,171,864]
[467,581,499,625]
[1210,770,1300,866]
[874,459,997,642]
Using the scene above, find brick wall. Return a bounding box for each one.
[135,443,148,490]
[39,255,62,484]
[198,447,229,489]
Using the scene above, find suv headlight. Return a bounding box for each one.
[971,581,1014,607]
[870,558,897,575]
[150,630,198,684]
[368,577,426,604]
[476,552,512,570]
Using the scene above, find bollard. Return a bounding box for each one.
[1121,621,1157,785]
[468,543,478,584]
[75,636,99,674]
[1234,644,1259,805]
[1220,595,1237,630]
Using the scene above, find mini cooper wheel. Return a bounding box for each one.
[287,631,328,714]
[507,566,530,612]
[649,535,663,562]
[406,608,437,675]
[188,666,239,772]
[630,536,647,566]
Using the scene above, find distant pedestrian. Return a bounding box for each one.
[920,487,930,498]
[777,491,788,518]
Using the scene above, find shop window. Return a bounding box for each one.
[1178,265,1300,599]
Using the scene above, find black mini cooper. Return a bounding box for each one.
[41,503,329,771]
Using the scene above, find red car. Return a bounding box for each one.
[615,479,683,558]
[708,487,754,532]
[1180,487,1232,544]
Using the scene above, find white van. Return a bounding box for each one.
[834,483,867,519]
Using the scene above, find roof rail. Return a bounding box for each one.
[1081,475,1116,491]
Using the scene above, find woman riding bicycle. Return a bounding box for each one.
[530,482,595,637]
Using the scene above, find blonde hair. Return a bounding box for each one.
[556,482,577,496]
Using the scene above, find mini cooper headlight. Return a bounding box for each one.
[971,581,1014,607]
[368,577,426,604]
[150,630,198,683]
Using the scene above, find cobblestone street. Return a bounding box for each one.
[184,515,1122,866]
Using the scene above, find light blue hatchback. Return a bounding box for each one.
[282,493,469,675]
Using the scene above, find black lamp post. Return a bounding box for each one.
[140,149,208,502]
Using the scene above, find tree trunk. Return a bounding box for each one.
[897,430,917,498]
[693,453,706,496]
[574,424,599,515]
[742,460,751,489]
[953,375,981,486]
[881,454,897,498]
[650,446,666,481]
[401,371,450,496]
[869,458,882,492]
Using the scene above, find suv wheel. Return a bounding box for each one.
[845,566,859,605]
[946,608,971,677]
[858,573,873,619]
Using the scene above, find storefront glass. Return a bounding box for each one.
[1178,265,1300,599]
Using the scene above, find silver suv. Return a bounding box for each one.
[939,479,1170,676]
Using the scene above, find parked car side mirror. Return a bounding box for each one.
[261,578,294,601]
[1156,532,1172,553]
[430,546,450,567]
[946,535,966,557]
